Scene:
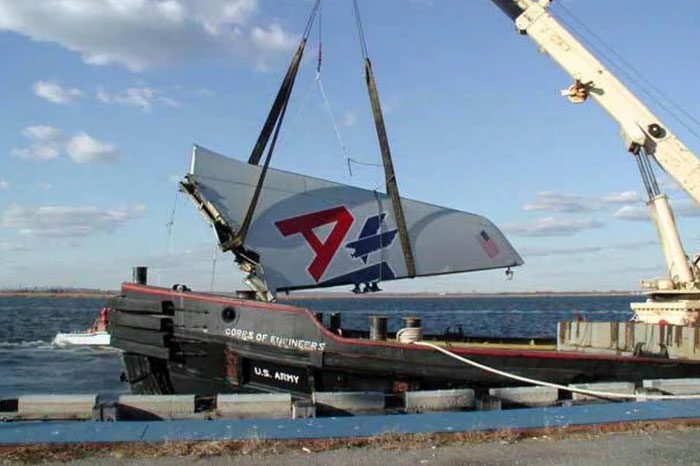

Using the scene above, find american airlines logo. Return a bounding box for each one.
[274,206,397,283]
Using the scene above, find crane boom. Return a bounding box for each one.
[490,0,700,324]
[493,0,700,205]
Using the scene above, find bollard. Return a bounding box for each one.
[132,266,148,285]
[369,315,388,341]
[403,316,422,328]
[315,312,324,324]
[330,312,342,334]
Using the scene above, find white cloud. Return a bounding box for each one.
[523,190,645,213]
[32,80,82,104]
[1,204,146,238]
[614,199,700,222]
[503,217,604,237]
[13,143,61,161]
[0,179,9,190]
[14,126,116,164]
[0,242,27,252]
[96,86,180,111]
[341,111,357,127]
[13,125,63,161]
[672,199,700,218]
[66,133,117,163]
[22,125,61,140]
[614,205,649,221]
[523,192,594,213]
[196,88,216,97]
[520,245,603,257]
[0,0,296,72]
[0,241,27,252]
[600,191,641,205]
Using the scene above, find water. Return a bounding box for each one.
[0,294,642,398]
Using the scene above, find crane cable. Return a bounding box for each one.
[415,341,700,401]
[314,2,382,178]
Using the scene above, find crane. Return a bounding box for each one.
[490,0,700,325]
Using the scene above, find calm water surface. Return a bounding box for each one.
[0,294,642,398]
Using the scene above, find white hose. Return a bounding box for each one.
[414,341,700,400]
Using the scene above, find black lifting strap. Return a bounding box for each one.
[353,0,415,278]
[225,0,321,250]
[247,39,307,165]
[364,58,416,277]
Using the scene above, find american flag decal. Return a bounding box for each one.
[478,230,499,258]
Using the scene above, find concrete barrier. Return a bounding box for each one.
[402,389,475,413]
[475,396,502,411]
[118,395,196,420]
[4,400,700,445]
[215,394,291,419]
[17,395,96,420]
[569,382,636,403]
[643,378,700,395]
[312,391,385,414]
[488,386,558,407]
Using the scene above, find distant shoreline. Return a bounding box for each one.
[279,291,641,300]
[0,289,640,299]
[0,290,115,298]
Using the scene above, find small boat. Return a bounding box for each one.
[53,307,111,347]
[52,331,110,347]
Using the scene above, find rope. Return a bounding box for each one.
[317,73,354,172]
[166,188,180,256]
[209,243,218,292]
[414,341,700,400]
[397,326,422,343]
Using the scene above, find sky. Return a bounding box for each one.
[1,0,700,293]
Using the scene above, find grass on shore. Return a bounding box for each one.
[2,419,699,464]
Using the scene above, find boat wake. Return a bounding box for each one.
[0,340,52,350]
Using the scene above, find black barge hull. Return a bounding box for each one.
[109,284,700,396]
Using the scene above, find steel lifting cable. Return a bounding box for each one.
[554,3,700,141]
[414,341,700,401]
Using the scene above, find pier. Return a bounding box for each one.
[2,378,700,447]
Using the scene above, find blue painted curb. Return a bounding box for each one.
[1,400,699,445]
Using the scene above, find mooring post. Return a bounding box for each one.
[330,313,342,334]
[403,316,421,328]
[369,315,388,341]
[132,266,148,285]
